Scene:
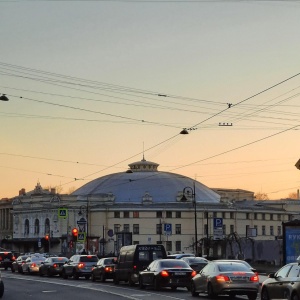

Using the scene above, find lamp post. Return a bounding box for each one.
[181,182,198,255]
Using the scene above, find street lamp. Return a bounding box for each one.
[181,182,198,255]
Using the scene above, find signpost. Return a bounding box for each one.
[164,223,172,236]
[213,218,224,240]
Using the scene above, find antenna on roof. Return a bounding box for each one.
[142,142,145,161]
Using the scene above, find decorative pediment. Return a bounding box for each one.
[142,192,153,204]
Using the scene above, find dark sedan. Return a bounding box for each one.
[139,259,196,291]
[261,260,300,300]
[91,257,117,282]
[39,256,69,277]
[191,260,259,300]
[11,255,29,273]
[181,257,209,272]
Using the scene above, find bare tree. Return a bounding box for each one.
[68,186,76,195]
[288,192,299,199]
[254,192,269,200]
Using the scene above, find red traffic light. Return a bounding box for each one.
[72,228,78,237]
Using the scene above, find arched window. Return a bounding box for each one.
[45,218,50,235]
[34,219,39,235]
[24,219,29,235]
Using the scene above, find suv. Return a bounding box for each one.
[0,252,16,270]
[61,254,98,280]
[0,270,4,298]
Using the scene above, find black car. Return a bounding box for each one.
[61,255,98,280]
[11,255,29,273]
[261,258,300,300]
[39,256,69,277]
[91,257,117,282]
[0,252,16,270]
[139,258,196,291]
[181,256,209,272]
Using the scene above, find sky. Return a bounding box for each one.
[1,0,300,200]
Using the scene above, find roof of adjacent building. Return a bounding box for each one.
[72,158,221,204]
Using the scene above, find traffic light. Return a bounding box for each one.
[72,228,78,241]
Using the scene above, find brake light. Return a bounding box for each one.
[0,257,2,261]
[105,267,112,272]
[250,274,259,282]
[53,264,58,268]
[78,263,85,269]
[133,265,137,270]
[191,270,197,277]
[233,272,246,275]
[160,270,169,277]
[31,263,36,268]
[216,274,230,282]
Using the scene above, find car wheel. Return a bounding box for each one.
[39,269,43,277]
[292,293,300,300]
[91,273,96,282]
[27,268,31,275]
[248,292,258,300]
[128,274,135,286]
[11,267,15,273]
[47,269,53,277]
[73,270,79,280]
[139,277,145,289]
[191,281,199,297]
[154,278,161,291]
[18,267,23,274]
[0,281,4,298]
[85,275,90,280]
[207,283,216,298]
[261,287,269,300]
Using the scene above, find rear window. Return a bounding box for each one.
[80,256,98,263]
[218,263,249,272]
[160,260,189,268]
[0,252,13,258]
[52,257,68,263]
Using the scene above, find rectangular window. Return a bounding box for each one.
[270,214,273,221]
[213,212,217,218]
[156,211,162,218]
[123,224,130,232]
[175,211,181,218]
[278,214,281,221]
[230,212,234,219]
[222,212,226,219]
[166,211,172,218]
[156,224,162,235]
[223,224,226,235]
[133,241,139,245]
[114,212,120,218]
[278,226,282,236]
[262,225,266,235]
[114,224,120,233]
[166,241,172,252]
[246,225,249,235]
[133,211,139,218]
[262,213,265,220]
[246,213,250,220]
[270,226,274,236]
[254,213,257,220]
[175,224,181,234]
[133,224,139,234]
[123,211,129,218]
[204,224,208,236]
[175,241,181,252]
[230,225,234,233]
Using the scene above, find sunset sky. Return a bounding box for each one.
[1,0,300,200]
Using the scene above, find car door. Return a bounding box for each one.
[197,263,215,291]
[142,261,156,285]
[267,264,292,299]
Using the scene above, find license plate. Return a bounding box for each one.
[232,276,248,281]
[174,272,186,276]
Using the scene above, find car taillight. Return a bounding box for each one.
[160,270,169,277]
[216,274,230,282]
[31,263,36,268]
[78,263,85,269]
[12,256,16,261]
[250,274,259,282]
[191,270,197,277]
[105,267,112,272]
[53,264,58,268]
[133,265,137,270]
[0,257,2,261]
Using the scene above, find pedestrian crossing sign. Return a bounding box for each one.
[58,208,68,219]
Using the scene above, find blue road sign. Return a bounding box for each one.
[164,223,172,235]
[213,218,223,228]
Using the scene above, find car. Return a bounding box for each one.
[139,258,197,291]
[61,254,98,280]
[261,257,300,300]
[114,244,167,286]
[0,270,4,298]
[0,251,16,270]
[91,257,117,282]
[22,255,46,274]
[181,256,209,272]
[11,255,29,273]
[167,253,195,259]
[39,256,69,277]
[191,260,259,300]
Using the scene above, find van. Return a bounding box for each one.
[114,244,167,286]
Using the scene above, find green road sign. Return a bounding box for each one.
[77,232,86,242]
[58,208,68,219]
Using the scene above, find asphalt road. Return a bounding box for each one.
[1,269,267,300]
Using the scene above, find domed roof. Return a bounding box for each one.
[72,158,220,204]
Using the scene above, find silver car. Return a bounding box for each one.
[191,260,259,300]
[22,255,46,274]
